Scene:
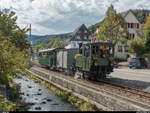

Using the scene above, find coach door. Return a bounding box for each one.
[83,45,91,71]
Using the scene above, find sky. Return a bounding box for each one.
[0,0,150,35]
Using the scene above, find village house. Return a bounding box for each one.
[91,10,143,60]
[65,24,91,49]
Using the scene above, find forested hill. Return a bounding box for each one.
[27,33,71,46]
[88,9,150,33]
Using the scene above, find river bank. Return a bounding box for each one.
[25,69,99,111]
[14,74,76,111]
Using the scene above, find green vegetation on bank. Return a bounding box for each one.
[0,11,30,111]
[25,70,100,111]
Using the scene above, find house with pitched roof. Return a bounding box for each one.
[65,24,91,49]
[91,10,143,59]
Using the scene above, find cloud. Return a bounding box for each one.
[0,0,150,35]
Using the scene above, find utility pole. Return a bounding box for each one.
[30,24,31,42]
[29,24,33,61]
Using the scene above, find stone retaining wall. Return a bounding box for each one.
[28,67,150,111]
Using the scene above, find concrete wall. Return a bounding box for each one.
[28,67,150,111]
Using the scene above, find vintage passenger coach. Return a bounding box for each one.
[38,42,114,80]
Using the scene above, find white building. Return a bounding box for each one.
[91,10,143,60]
[115,10,143,59]
[65,24,91,49]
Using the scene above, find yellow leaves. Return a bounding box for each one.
[97,5,127,45]
[0,94,17,111]
[0,36,28,85]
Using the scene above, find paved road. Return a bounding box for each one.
[108,67,150,92]
[110,68,150,82]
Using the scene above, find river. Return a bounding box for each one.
[14,75,76,111]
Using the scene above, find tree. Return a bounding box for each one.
[130,14,150,57]
[0,11,29,87]
[0,11,30,51]
[0,36,27,86]
[130,36,147,57]
[97,5,127,45]
[34,44,43,53]
[47,38,64,48]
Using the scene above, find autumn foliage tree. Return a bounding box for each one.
[0,11,30,86]
[0,11,30,51]
[97,5,127,45]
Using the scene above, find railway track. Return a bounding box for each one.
[31,61,150,105]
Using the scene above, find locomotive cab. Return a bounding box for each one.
[75,42,114,79]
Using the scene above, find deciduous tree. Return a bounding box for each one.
[97,5,127,45]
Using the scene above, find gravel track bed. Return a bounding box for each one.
[32,62,150,105]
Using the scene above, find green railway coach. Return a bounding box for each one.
[38,48,57,69]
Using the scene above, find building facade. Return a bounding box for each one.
[91,10,143,59]
[65,24,91,49]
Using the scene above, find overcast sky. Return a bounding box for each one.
[0,0,150,35]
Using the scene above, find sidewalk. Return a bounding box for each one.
[117,61,150,70]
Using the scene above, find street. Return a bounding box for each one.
[109,67,150,92]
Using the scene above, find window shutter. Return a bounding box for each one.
[131,23,133,28]
[128,23,130,28]
[132,34,135,39]
[137,23,139,29]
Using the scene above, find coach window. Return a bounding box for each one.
[109,46,113,55]
[84,46,90,57]
[39,53,42,57]
[92,46,98,54]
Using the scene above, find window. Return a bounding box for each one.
[131,23,133,28]
[92,46,98,54]
[128,33,135,40]
[109,47,113,55]
[71,41,76,47]
[128,23,131,28]
[76,36,80,39]
[84,46,90,57]
[134,23,137,28]
[84,36,87,39]
[125,46,129,52]
[132,34,135,39]
[118,46,122,52]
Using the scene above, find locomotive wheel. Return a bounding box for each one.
[96,71,106,80]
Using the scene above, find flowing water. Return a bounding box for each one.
[14,75,76,111]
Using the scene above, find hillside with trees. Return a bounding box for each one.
[34,37,65,52]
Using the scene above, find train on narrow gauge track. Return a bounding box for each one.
[38,42,114,80]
